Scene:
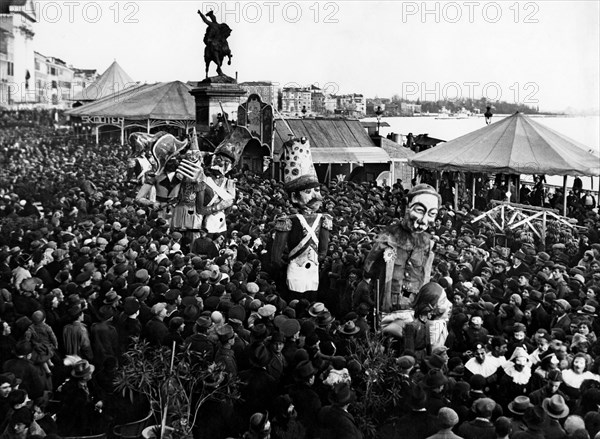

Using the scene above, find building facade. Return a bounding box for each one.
[239,81,276,107]
[34,52,74,107]
[281,86,312,115]
[335,94,367,117]
[0,0,36,106]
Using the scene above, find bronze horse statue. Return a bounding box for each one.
[198,10,233,78]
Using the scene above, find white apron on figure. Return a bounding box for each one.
[286,214,321,293]
[203,177,233,234]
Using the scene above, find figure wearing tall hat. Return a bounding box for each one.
[197,126,252,235]
[271,137,332,301]
[170,132,206,242]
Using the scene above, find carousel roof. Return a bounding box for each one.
[409,112,600,176]
[66,81,196,120]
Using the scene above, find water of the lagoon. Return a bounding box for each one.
[364,114,600,192]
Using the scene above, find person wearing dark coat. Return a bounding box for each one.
[90,306,120,370]
[317,382,363,439]
[237,344,278,422]
[141,303,168,346]
[2,340,46,400]
[287,360,322,439]
[115,298,142,353]
[457,397,497,439]
[377,384,439,439]
[184,316,216,362]
[55,360,105,436]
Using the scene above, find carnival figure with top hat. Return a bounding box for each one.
[271,137,332,301]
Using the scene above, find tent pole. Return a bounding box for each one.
[95,126,99,145]
[147,119,150,134]
[454,178,459,211]
[563,175,568,216]
[471,175,476,209]
[435,171,439,192]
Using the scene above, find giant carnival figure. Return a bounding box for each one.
[131,132,193,220]
[131,127,251,240]
[364,184,452,350]
[198,10,232,78]
[196,126,252,235]
[271,137,332,301]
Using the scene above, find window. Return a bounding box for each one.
[50,67,56,76]
[35,60,40,70]
[7,62,14,76]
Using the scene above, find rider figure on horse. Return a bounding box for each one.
[198,10,232,78]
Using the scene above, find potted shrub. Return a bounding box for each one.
[114,338,240,439]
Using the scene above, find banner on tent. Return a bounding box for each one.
[82,116,124,125]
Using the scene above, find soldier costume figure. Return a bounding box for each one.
[271,137,332,301]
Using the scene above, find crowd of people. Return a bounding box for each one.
[1,113,600,439]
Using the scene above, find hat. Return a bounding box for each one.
[246,282,259,294]
[438,407,459,428]
[542,395,569,419]
[133,286,150,301]
[103,291,121,305]
[316,311,334,327]
[548,369,563,383]
[0,372,17,386]
[71,359,95,378]
[554,299,571,311]
[577,304,597,316]
[424,369,448,388]
[151,303,167,315]
[338,320,360,336]
[123,297,141,315]
[308,302,326,317]
[572,274,586,285]
[228,305,246,322]
[98,305,115,321]
[248,411,271,435]
[472,398,496,418]
[523,406,547,431]
[280,318,301,337]
[258,304,276,318]
[216,324,235,342]
[280,137,319,193]
[294,359,317,380]
[508,396,534,416]
[250,344,271,368]
[328,382,356,406]
[67,304,83,318]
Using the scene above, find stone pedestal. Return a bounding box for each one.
[189,77,246,134]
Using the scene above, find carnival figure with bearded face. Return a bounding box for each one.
[271,137,332,300]
[364,184,451,346]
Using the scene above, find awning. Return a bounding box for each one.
[310,147,390,164]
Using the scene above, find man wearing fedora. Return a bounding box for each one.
[317,382,362,438]
[288,359,321,438]
[511,406,547,439]
[541,394,569,439]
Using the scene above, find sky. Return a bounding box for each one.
[28,0,600,113]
